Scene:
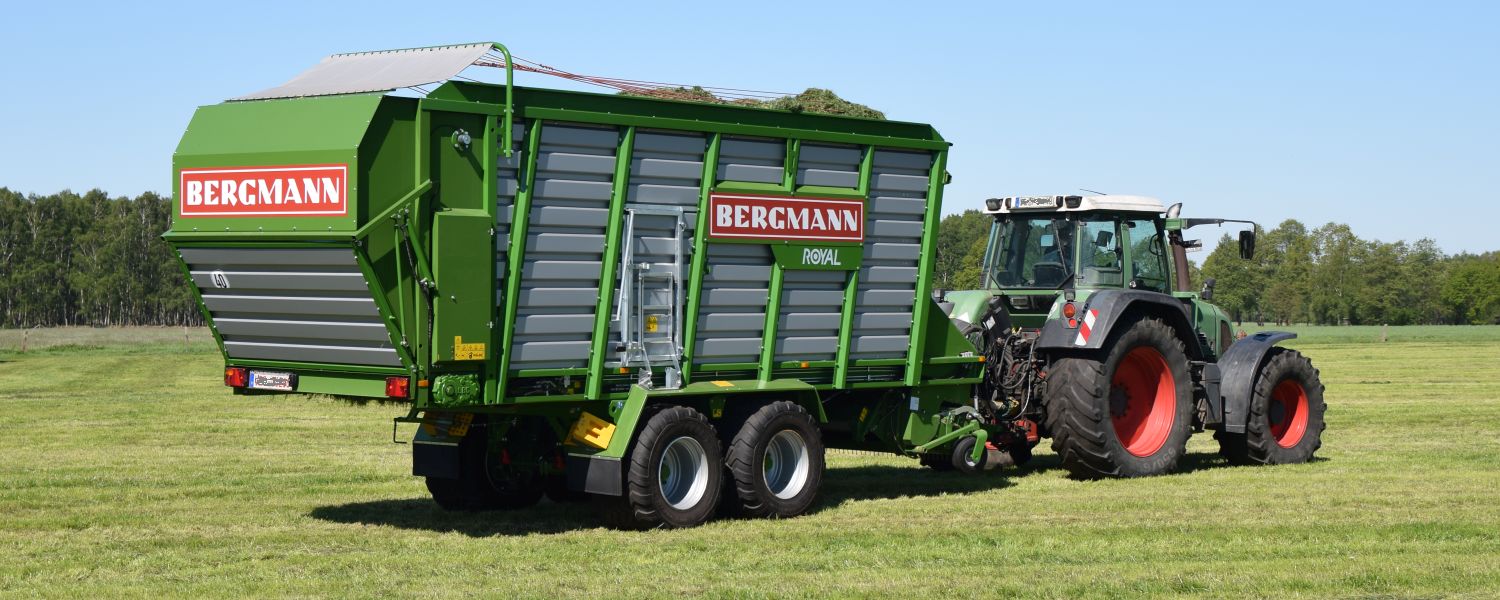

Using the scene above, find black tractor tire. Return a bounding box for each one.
[951,436,988,474]
[1217,348,1326,465]
[1044,316,1194,478]
[995,442,1034,468]
[594,406,723,529]
[724,401,825,519]
[425,423,545,511]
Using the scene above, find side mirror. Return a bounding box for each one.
[1201,277,1216,301]
[1239,230,1256,260]
[1095,230,1113,247]
[1165,202,1182,218]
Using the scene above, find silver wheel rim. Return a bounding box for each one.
[763,430,810,500]
[658,436,709,510]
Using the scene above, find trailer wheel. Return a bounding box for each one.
[725,401,824,518]
[1044,316,1193,478]
[596,406,722,529]
[1217,348,1326,465]
[425,422,544,511]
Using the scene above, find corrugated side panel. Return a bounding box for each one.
[795,143,861,188]
[508,123,620,370]
[775,269,845,362]
[716,137,784,184]
[495,121,527,301]
[607,130,708,364]
[181,247,400,367]
[694,244,772,364]
[850,149,933,360]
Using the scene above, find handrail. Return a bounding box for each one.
[488,42,515,158]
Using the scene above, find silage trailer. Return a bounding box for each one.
[166,43,1322,529]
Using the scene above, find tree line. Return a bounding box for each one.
[0,188,201,328]
[932,210,1500,326]
[4,190,1497,329]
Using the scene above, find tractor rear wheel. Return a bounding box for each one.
[1217,348,1326,465]
[1044,317,1194,478]
[594,406,723,529]
[725,401,824,518]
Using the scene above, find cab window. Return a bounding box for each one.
[1126,219,1169,292]
[1076,219,1122,287]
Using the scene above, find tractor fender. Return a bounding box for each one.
[1036,290,1202,359]
[1217,331,1297,433]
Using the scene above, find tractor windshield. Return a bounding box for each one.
[983,217,1075,289]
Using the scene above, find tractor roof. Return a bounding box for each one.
[983,194,1166,215]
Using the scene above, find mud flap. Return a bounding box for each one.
[410,414,472,479]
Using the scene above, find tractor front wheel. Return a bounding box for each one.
[1044,317,1194,478]
[1217,348,1326,465]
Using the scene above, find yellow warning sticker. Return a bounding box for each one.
[711,380,734,388]
[645,314,659,333]
[453,336,486,360]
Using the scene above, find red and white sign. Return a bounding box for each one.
[179,164,349,217]
[707,193,864,242]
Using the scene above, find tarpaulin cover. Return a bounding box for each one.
[233,43,493,101]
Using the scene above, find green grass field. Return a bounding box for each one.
[2,326,1499,598]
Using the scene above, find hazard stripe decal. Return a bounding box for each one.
[1074,309,1099,346]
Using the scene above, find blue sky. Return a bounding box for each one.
[1,1,1495,253]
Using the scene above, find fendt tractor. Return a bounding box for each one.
[165,43,1324,529]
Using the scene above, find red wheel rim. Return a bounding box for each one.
[1109,346,1176,457]
[1269,379,1309,448]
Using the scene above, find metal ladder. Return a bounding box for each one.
[613,206,686,389]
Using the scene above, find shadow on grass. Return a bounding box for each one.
[309,464,1018,536]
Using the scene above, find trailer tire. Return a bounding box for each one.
[726,401,824,519]
[1217,348,1325,465]
[1044,316,1193,478]
[596,406,723,529]
[424,424,544,511]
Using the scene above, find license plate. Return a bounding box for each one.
[248,370,295,391]
[1011,196,1058,209]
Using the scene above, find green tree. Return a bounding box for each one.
[1201,232,1263,323]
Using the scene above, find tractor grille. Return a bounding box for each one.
[180,247,402,368]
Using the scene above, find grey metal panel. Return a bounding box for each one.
[796,143,861,188]
[521,260,603,280]
[718,164,782,183]
[776,336,838,355]
[781,312,842,331]
[518,287,599,307]
[704,264,773,282]
[695,337,763,359]
[179,247,356,267]
[512,340,595,363]
[189,271,367,292]
[526,233,605,253]
[529,206,608,228]
[633,157,702,180]
[701,288,770,306]
[516,314,595,335]
[223,341,402,366]
[201,295,380,317]
[537,152,615,175]
[851,149,933,359]
[509,122,621,369]
[852,312,914,330]
[213,318,389,342]
[782,289,844,306]
[182,246,401,368]
[696,313,767,331]
[860,266,919,283]
[628,184,699,206]
[852,335,910,354]
[533,179,613,202]
[717,137,784,184]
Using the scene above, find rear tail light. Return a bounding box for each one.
[386,376,411,399]
[1062,302,1077,319]
[224,367,248,388]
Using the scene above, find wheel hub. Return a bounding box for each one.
[763,430,810,500]
[658,435,709,510]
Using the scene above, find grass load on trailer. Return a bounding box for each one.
[167,42,1324,529]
